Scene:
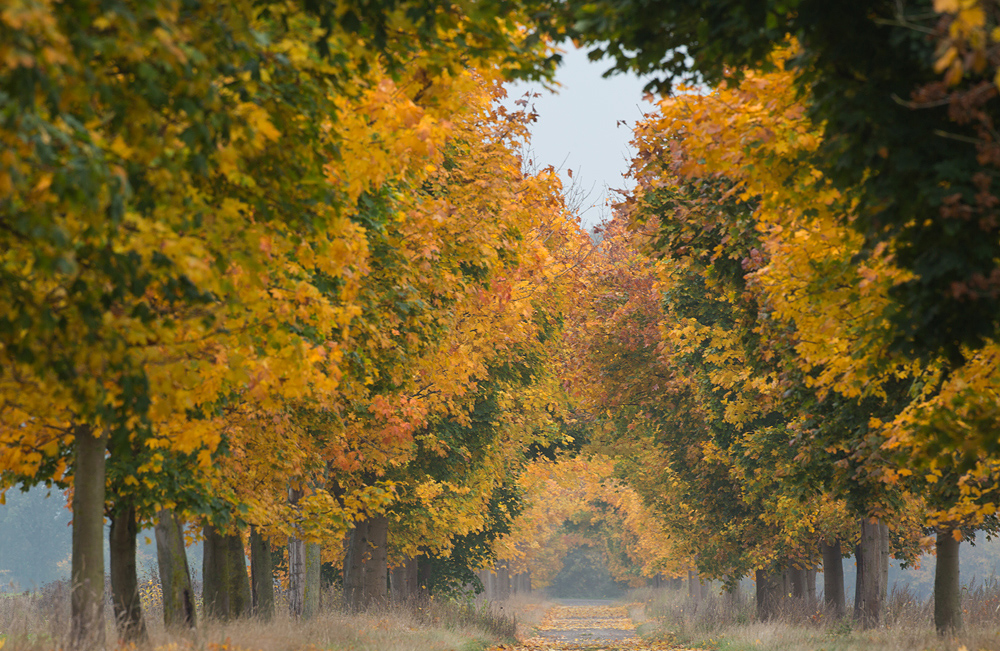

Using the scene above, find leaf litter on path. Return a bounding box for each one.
[489,603,699,651]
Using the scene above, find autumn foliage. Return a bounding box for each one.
[7,0,1000,646]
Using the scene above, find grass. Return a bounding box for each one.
[630,580,1000,651]
[491,593,552,638]
[0,582,530,651]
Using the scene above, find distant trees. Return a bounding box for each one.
[0,488,72,588]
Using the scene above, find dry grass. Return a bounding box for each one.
[631,581,1000,651]
[482,593,552,639]
[0,583,521,651]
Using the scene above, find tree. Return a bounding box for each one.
[0,0,563,631]
[564,0,1000,365]
[618,43,1000,632]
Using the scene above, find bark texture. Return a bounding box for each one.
[822,539,846,618]
[288,486,309,616]
[154,509,196,629]
[288,534,306,615]
[392,557,420,602]
[343,515,389,610]
[110,502,147,642]
[303,542,321,618]
[880,521,890,603]
[935,530,963,635]
[853,517,885,628]
[227,528,252,617]
[790,566,806,599]
[806,568,817,608]
[203,524,251,620]
[203,524,227,619]
[250,525,274,620]
[71,427,108,650]
[755,569,781,621]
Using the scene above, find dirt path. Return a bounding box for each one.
[514,598,645,650]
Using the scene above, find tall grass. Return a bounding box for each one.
[0,579,524,651]
[0,582,72,650]
[632,578,1000,651]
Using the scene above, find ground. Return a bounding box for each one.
[498,598,688,651]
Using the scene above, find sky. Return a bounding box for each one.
[504,45,655,229]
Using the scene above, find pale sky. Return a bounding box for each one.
[505,45,655,229]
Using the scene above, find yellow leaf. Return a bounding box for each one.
[934,46,958,74]
[944,59,964,86]
[958,5,986,28]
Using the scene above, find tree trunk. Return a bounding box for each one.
[203,523,230,619]
[853,517,884,628]
[724,580,740,606]
[393,557,421,602]
[934,529,962,635]
[755,569,781,621]
[822,539,846,618]
[154,509,196,628]
[110,501,147,643]
[289,532,306,616]
[478,569,491,600]
[474,568,488,599]
[485,569,497,600]
[343,515,389,610]
[287,486,314,617]
[790,566,806,599]
[496,562,511,600]
[71,426,108,650]
[806,567,817,609]
[204,524,251,620]
[418,556,432,597]
[688,569,701,604]
[250,525,274,620]
[227,528,252,618]
[303,542,321,618]
[880,521,890,603]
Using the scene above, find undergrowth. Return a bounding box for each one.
[0,580,528,651]
[632,579,1000,651]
